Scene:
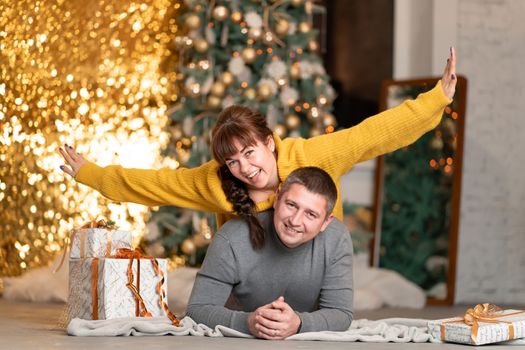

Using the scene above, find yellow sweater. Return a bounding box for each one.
[76,81,451,227]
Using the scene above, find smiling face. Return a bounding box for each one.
[224,135,279,192]
[273,183,333,249]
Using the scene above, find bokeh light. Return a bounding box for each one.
[0,0,181,276]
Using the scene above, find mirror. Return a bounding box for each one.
[371,77,467,304]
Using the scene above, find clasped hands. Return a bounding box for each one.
[248,296,301,340]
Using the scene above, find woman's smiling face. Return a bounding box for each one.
[225,135,278,191]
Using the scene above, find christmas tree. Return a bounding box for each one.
[142,0,337,266]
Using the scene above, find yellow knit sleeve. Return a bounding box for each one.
[75,160,233,213]
[303,81,452,176]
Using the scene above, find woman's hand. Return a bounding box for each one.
[441,46,457,99]
[59,144,86,177]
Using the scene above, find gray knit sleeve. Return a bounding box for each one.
[185,231,252,334]
[297,230,354,332]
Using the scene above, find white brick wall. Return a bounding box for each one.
[344,0,525,303]
[386,0,525,303]
[454,0,525,304]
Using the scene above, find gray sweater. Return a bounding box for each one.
[186,210,354,335]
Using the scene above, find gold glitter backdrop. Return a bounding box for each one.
[0,0,181,276]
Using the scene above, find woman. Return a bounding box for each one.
[60,48,457,248]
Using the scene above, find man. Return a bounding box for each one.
[186,167,353,339]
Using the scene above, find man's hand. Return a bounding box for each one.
[247,301,275,339]
[248,296,301,340]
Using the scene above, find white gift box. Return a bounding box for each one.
[428,310,525,345]
[70,228,132,258]
[68,257,169,323]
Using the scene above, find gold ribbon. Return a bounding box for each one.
[90,248,180,325]
[91,258,99,320]
[54,219,117,273]
[440,303,525,343]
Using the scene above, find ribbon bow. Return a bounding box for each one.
[53,219,118,273]
[463,303,507,341]
[441,303,524,343]
[113,247,146,259]
[83,219,117,230]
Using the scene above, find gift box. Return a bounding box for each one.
[428,304,525,345]
[67,251,172,323]
[69,220,132,258]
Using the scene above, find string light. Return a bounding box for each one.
[0,0,180,276]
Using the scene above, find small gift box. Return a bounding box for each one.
[70,219,132,258]
[67,248,178,325]
[428,304,525,345]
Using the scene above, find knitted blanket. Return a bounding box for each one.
[67,316,525,344]
[68,316,433,342]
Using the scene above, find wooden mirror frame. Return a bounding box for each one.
[370,76,467,305]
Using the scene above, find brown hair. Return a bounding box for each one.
[211,105,274,249]
[278,167,338,218]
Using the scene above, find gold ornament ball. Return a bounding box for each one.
[442,118,456,134]
[221,71,235,86]
[273,124,287,138]
[244,88,256,100]
[308,40,319,52]
[187,83,201,97]
[317,94,328,106]
[181,238,196,255]
[171,125,183,140]
[285,114,301,129]
[289,65,300,79]
[309,127,322,137]
[231,11,243,23]
[263,31,275,45]
[207,95,222,109]
[185,14,201,30]
[430,136,444,150]
[298,21,311,33]
[257,83,272,100]
[275,19,290,36]
[194,218,213,248]
[211,81,226,97]
[307,107,320,121]
[323,113,337,127]
[248,27,262,40]
[241,47,257,63]
[193,38,209,53]
[193,232,212,248]
[291,0,304,7]
[277,77,288,87]
[213,6,230,21]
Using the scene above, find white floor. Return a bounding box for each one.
[2,299,523,350]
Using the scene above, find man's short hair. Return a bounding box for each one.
[279,167,338,217]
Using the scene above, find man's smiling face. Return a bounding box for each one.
[273,183,333,248]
